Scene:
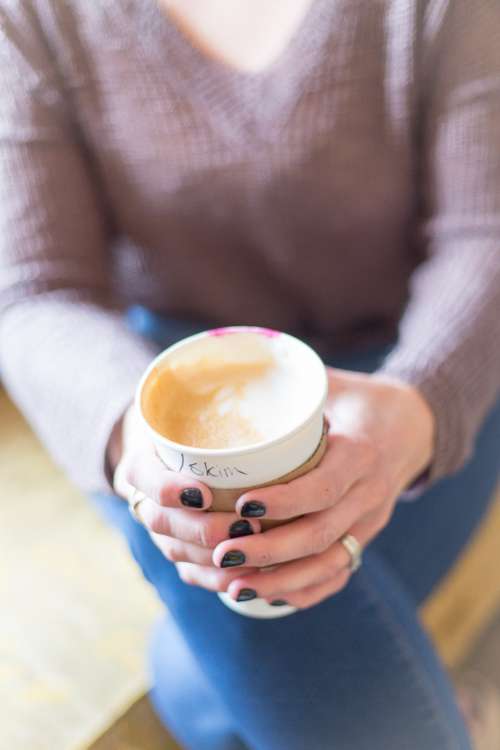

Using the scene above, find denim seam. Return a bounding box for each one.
[355,570,469,750]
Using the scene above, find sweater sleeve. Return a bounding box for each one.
[380,0,500,487]
[0,5,157,493]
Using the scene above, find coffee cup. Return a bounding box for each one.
[136,325,329,618]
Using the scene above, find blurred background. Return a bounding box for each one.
[1,0,500,745]
[1,384,500,750]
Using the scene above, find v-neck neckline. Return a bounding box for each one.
[147,0,324,81]
[130,0,338,144]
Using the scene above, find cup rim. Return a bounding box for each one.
[135,325,328,457]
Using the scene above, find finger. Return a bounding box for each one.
[137,500,261,547]
[224,524,356,600]
[213,480,371,570]
[227,564,351,610]
[235,433,375,521]
[280,568,352,610]
[149,532,215,565]
[117,450,213,510]
[175,562,259,593]
[345,499,393,549]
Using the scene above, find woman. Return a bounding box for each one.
[1,1,499,747]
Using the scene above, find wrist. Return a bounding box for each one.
[105,404,134,487]
[381,375,437,485]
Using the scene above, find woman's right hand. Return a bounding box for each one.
[111,405,261,590]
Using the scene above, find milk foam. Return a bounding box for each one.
[141,330,322,450]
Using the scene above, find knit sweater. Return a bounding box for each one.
[0,0,499,494]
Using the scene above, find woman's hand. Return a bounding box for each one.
[112,367,435,610]
[199,367,435,609]
[112,405,261,591]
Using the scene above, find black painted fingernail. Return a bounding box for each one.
[221,550,246,568]
[229,520,254,538]
[241,501,266,518]
[237,588,257,602]
[180,488,204,508]
[271,599,289,607]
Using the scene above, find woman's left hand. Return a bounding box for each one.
[177,367,436,609]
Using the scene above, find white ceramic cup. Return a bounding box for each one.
[136,325,328,619]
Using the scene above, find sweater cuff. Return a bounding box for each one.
[398,468,431,502]
[98,388,135,494]
[378,355,470,496]
[77,351,155,495]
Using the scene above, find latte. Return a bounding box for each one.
[141,330,320,450]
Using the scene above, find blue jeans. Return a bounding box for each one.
[92,307,500,750]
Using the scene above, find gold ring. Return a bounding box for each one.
[340,533,363,573]
[128,487,148,524]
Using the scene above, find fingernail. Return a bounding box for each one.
[241,501,266,518]
[180,488,204,508]
[221,550,246,568]
[271,600,288,607]
[229,520,254,538]
[237,588,257,602]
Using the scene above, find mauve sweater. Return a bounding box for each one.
[0,0,499,494]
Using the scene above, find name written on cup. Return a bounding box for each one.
[176,452,249,479]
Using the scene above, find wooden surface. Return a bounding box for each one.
[460,608,500,688]
[422,488,500,667]
[0,390,164,750]
[88,695,179,750]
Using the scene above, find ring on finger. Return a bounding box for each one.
[340,533,363,573]
[128,487,148,525]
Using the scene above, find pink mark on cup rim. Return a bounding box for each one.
[208,326,281,338]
